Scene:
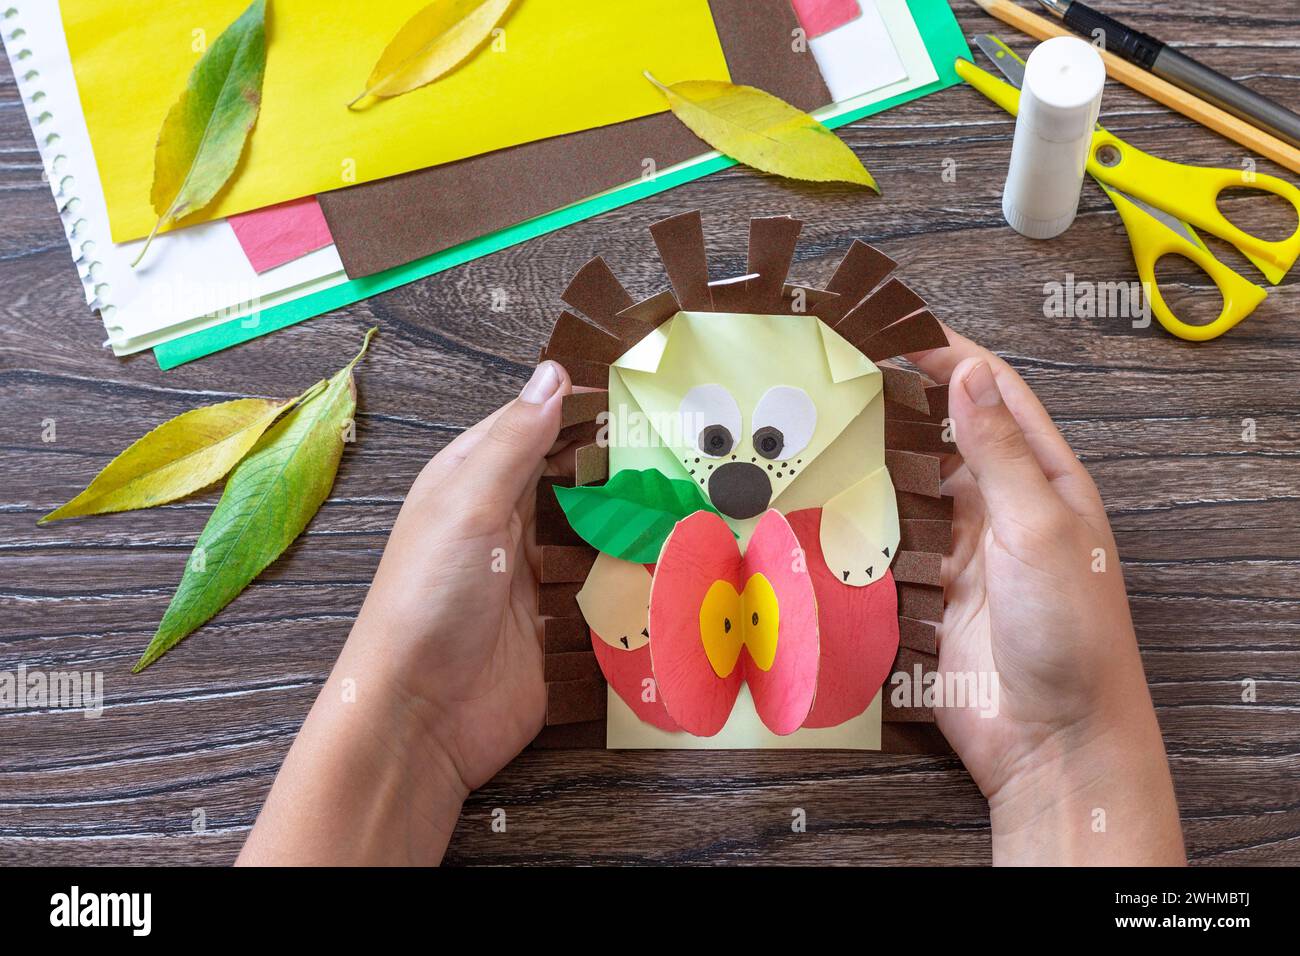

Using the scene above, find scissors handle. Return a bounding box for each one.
[1090,130,1300,285]
[955,58,1300,285]
[955,57,1021,117]
[1106,188,1267,341]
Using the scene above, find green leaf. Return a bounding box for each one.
[350,0,518,108]
[40,383,324,524]
[554,468,731,564]
[133,328,376,672]
[645,72,878,191]
[134,0,267,266]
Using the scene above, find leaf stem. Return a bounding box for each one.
[643,70,670,95]
[347,327,379,371]
[130,216,165,268]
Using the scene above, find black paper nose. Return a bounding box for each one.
[708,462,772,520]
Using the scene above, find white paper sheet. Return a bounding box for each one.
[808,0,910,101]
[1,3,346,356]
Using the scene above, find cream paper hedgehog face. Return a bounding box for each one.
[609,309,885,536]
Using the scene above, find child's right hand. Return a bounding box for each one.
[908,325,1185,865]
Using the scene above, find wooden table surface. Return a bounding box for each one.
[2,1,1297,866]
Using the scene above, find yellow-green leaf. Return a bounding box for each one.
[645,72,878,191]
[350,0,517,107]
[134,0,267,266]
[39,395,304,524]
[133,328,377,672]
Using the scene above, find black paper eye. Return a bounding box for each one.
[753,426,784,460]
[699,424,735,457]
[751,386,816,461]
[679,385,741,459]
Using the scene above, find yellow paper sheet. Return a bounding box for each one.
[61,0,730,242]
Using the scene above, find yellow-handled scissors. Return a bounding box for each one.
[958,35,1300,342]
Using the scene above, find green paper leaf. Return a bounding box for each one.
[645,71,878,191]
[133,328,376,672]
[554,469,731,564]
[135,0,267,266]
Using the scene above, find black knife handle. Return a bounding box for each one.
[1064,2,1163,69]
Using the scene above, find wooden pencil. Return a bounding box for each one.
[971,0,1300,175]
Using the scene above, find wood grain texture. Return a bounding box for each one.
[0,1,1297,866]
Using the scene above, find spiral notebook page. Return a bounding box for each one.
[1,2,346,356]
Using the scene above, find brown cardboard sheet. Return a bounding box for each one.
[318,0,833,277]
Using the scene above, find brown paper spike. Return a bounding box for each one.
[561,257,640,342]
[879,362,930,413]
[834,277,928,349]
[746,216,803,311]
[544,651,603,683]
[900,519,953,554]
[885,450,943,497]
[547,311,624,366]
[650,211,713,310]
[532,720,606,749]
[544,616,591,654]
[862,310,948,362]
[782,284,840,311]
[536,478,585,547]
[546,678,607,725]
[618,289,680,326]
[885,419,957,455]
[898,583,945,621]
[896,492,954,521]
[574,442,609,486]
[539,582,583,618]
[708,273,761,312]
[540,546,598,584]
[898,617,938,654]
[925,383,950,420]
[891,550,943,586]
[819,240,899,324]
[882,671,937,722]
[539,347,609,388]
[885,399,945,424]
[879,724,950,753]
[561,390,609,429]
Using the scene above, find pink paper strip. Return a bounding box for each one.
[790,0,861,39]
[228,196,334,274]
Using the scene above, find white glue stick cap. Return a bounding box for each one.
[1002,36,1106,239]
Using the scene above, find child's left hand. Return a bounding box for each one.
[239,362,571,865]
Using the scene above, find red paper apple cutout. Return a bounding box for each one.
[590,625,681,733]
[786,508,900,728]
[648,510,819,736]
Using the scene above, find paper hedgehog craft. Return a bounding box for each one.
[534,213,953,752]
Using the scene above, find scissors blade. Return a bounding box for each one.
[973,34,1026,88]
[1096,182,1208,249]
[973,33,1207,249]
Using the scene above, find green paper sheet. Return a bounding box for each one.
[154,0,970,370]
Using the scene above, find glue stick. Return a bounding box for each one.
[1002,36,1106,240]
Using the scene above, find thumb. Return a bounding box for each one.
[448,361,569,510]
[950,358,1063,541]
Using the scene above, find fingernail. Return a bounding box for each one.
[520,361,562,405]
[963,361,1003,408]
